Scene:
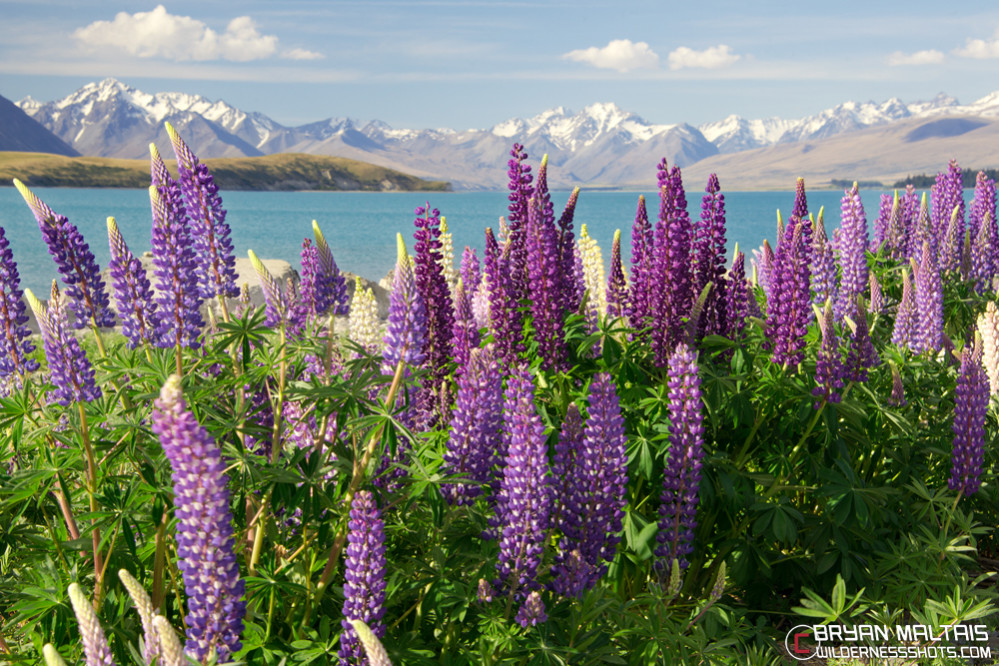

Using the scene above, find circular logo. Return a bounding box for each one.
[785,625,815,661]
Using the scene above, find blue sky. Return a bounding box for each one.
[3,1,999,129]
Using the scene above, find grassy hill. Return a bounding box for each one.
[0,152,451,191]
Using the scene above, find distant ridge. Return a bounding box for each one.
[0,94,77,156]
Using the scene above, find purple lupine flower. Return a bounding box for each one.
[551,403,584,533]
[13,180,115,330]
[835,184,869,321]
[483,227,520,364]
[970,211,997,292]
[505,144,534,302]
[940,205,964,275]
[148,185,204,350]
[460,246,482,294]
[969,171,997,247]
[723,250,751,339]
[525,168,567,370]
[950,339,989,496]
[908,192,933,261]
[811,209,837,306]
[107,217,157,348]
[118,569,159,666]
[914,242,943,355]
[494,367,550,599]
[151,375,245,663]
[552,374,628,597]
[249,249,289,328]
[0,225,37,377]
[67,583,115,666]
[515,590,547,628]
[792,176,809,221]
[872,193,893,252]
[383,234,427,372]
[932,160,964,266]
[606,229,629,320]
[628,195,653,332]
[883,191,907,259]
[26,286,101,406]
[339,490,387,666]
[165,123,238,300]
[656,343,704,571]
[442,345,502,505]
[650,162,693,365]
[300,238,332,321]
[450,279,480,374]
[868,272,883,315]
[767,220,811,367]
[844,299,880,383]
[888,362,907,407]
[812,300,845,408]
[313,221,350,316]
[901,186,920,260]
[774,212,785,260]
[891,267,917,350]
[752,240,776,303]
[557,187,583,315]
[413,204,455,414]
[691,174,729,337]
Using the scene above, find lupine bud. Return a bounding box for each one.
[0,225,37,377]
[151,617,184,666]
[835,183,869,321]
[165,123,238,300]
[339,490,387,666]
[940,205,964,274]
[868,272,883,315]
[888,362,907,407]
[872,193,892,251]
[151,375,245,663]
[442,346,502,505]
[891,267,916,350]
[349,620,393,666]
[515,591,547,628]
[812,300,845,408]
[42,645,69,666]
[557,187,583,314]
[438,216,456,288]
[26,287,101,405]
[107,217,157,348]
[844,300,880,383]
[494,368,550,598]
[14,180,115,329]
[118,570,159,666]
[148,184,204,350]
[313,221,349,316]
[383,235,427,372]
[628,195,654,333]
[692,174,729,337]
[656,343,704,570]
[752,240,775,299]
[950,336,989,496]
[67,583,115,666]
[348,278,380,355]
[977,301,999,397]
[914,242,943,355]
[606,229,629,321]
[249,249,286,327]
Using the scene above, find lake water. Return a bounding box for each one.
[0,185,972,295]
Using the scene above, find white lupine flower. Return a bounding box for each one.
[578,224,607,320]
[976,301,999,397]
[471,276,491,330]
[349,277,381,355]
[439,216,456,290]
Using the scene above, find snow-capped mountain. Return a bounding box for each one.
[14,78,999,189]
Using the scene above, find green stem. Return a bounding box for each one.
[78,402,104,608]
[152,512,168,613]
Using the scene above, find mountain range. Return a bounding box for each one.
[11,78,999,190]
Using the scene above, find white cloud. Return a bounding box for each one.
[73,5,278,62]
[954,28,999,58]
[562,39,659,72]
[887,49,944,66]
[667,44,740,70]
[282,48,324,61]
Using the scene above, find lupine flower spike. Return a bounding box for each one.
[350,620,393,666]
[888,362,907,407]
[578,224,606,323]
[606,229,629,320]
[950,335,989,496]
[13,179,115,330]
[812,300,845,408]
[844,298,880,383]
[151,375,245,663]
[0,224,37,379]
[348,278,381,356]
[152,616,184,666]
[26,287,101,405]
[67,582,115,666]
[107,217,157,348]
[118,569,159,665]
[383,234,427,372]
[891,267,916,350]
[977,301,999,397]
[42,645,69,666]
[914,242,943,355]
[835,183,869,321]
[340,490,387,665]
[313,220,349,315]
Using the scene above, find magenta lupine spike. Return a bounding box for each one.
[151,375,245,663]
[494,367,550,599]
[483,227,520,364]
[888,362,907,407]
[901,186,920,259]
[552,374,628,597]
[460,246,482,294]
[650,163,693,365]
[767,220,811,367]
[723,250,751,339]
[606,230,629,320]
[891,267,916,349]
[148,186,204,350]
[834,184,870,321]
[691,174,729,337]
[0,225,37,377]
[557,187,583,314]
[312,221,349,316]
[868,272,883,315]
[26,287,101,406]
[970,212,997,292]
[107,217,157,348]
[67,583,116,666]
[13,180,115,330]
[811,209,837,306]
[872,193,893,251]
[165,123,238,300]
[932,160,964,260]
[628,195,653,332]
[656,343,704,571]
[812,301,845,408]
[950,337,989,496]
[413,204,456,417]
[914,242,943,354]
[525,179,567,370]
[505,144,534,302]
[845,299,880,383]
[450,279,480,373]
[442,345,502,505]
[383,234,427,372]
[339,490,387,666]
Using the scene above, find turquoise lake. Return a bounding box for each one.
[0,186,973,295]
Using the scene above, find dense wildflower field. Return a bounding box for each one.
[0,124,996,665]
